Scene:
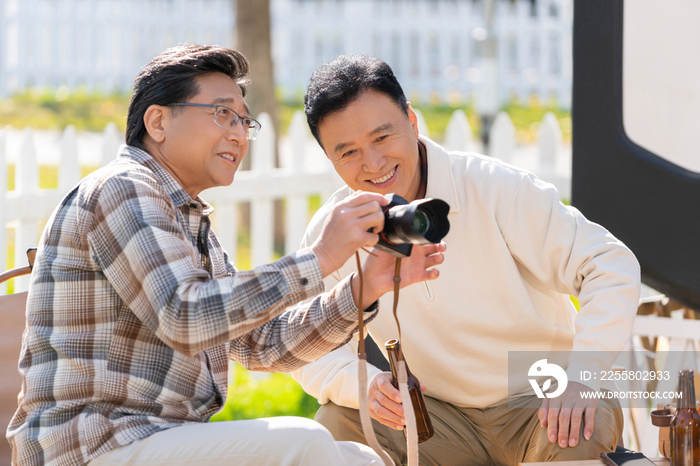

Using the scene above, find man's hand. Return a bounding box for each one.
[539,381,599,448]
[368,372,427,430]
[310,191,388,278]
[351,242,446,307]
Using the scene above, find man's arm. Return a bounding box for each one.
[86,172,328,356]
[504,173,640,382]
[292,338,383,408]
[86,172,388,358]
[233,240,444,373]
[504,173,641,447]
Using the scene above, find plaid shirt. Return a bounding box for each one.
[7,146,375,466]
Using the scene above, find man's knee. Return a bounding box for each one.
[263,417,349,463]
[526,399,623,462]
[314,401,365,443]
[315,402,402,466]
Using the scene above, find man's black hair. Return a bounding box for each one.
[126,45,250,150]
[304,55,409,148]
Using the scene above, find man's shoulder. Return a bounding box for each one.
[76,155,168,212]
[422,136,530,183]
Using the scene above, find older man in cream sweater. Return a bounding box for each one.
[292,55,641,466]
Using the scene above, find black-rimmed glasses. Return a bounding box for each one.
[169,103,262,140]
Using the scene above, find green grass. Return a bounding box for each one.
[1,89,570,144]
[501,97,571,145]
[1,88,130,132]
[413,103,481,142]
[210,363,319,422]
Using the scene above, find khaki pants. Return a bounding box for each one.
[315,394,623,466]
[88,416,382,466]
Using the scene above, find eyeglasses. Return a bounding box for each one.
[169,102,262,140]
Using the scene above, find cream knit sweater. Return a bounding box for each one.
[292,136,641,409]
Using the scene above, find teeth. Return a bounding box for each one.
[370,167,396,184]
[218,153,235,162]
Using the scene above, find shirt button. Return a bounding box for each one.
[300,277,309,286]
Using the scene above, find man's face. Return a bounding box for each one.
[158,72,249,198]
[317,90,422,202]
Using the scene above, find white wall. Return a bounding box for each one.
[272,0,573,107]
[623,0,700,174]
[0,0,573,108]
[0,0,232,94]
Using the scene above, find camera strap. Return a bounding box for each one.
[355,252,419,466]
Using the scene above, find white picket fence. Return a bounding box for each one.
[1,108,570,294]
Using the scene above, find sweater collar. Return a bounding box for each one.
[418,135,461,213]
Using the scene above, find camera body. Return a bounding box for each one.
[375,194,450,258]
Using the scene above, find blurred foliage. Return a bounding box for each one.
[0,87,130,132]
[570,295,580,311]
[502,95,572,145]
[413,102,481,143]
[278,100,305,136]
[210,363,319,422]
[1,89,570,146]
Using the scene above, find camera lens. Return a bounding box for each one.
[376,194,450,257]
[411,211,430,235]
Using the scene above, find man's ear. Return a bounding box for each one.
[406,102,420,138]
[143,105,169,143]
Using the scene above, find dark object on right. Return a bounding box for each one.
[385,339,434,443]
[600,451,656,466]
[670,369,700,466]
[572,0,700,310]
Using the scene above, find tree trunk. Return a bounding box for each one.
[235,0,278,155]
[234,0,284,258]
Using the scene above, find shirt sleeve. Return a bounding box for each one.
[230,274,379,373]
[85,170,330,357]
[292,336,384,409]
[503,173,641,391]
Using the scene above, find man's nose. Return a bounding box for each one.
[226,120,248,144]
[362,148,386,173]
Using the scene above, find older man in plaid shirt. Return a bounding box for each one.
[6,46,445,466]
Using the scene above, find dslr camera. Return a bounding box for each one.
[375,194,450,258]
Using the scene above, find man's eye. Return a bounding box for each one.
[218,108,232,116]
[342,149,356,158]
[241,118,252,128]
[376,135,388,142]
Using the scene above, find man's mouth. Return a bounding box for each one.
[218,153,236,163]
[369,166,397,184]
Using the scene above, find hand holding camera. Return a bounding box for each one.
[310,191,388,278]
[311,191,451,308]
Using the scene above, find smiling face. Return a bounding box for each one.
[317,89,422,202]
[144,72,250,198]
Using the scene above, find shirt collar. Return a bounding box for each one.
[418,135,461,213]
[117,145,214,215]
[415,140,429,200]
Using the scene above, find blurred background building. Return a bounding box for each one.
[0,0,573,108]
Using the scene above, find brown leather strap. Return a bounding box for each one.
[355,252,365,355]
[358,356,395,466]
[397,361,419,466]
[355,251,393,465]
[392,258,402,340]
[356,253,418,465]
